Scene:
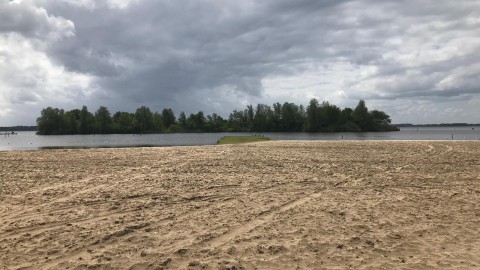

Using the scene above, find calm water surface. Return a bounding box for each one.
[1,126,479,150]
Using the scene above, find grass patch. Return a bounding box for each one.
[217,135,271,145]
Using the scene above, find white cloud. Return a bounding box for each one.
[0,33,94,103]
[0,1,96,124]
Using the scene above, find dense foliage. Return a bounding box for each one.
[36,99,398,135]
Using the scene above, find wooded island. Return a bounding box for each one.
[36,99,398,135]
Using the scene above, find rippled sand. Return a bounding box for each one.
[1,141,479,269]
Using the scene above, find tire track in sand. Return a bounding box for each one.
[39,194,238,269]
[208,191,323,247]
[10,183,286,269]
[395,143,452,172]
[176,190,324,268]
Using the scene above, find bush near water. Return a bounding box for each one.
[217,135,271,145]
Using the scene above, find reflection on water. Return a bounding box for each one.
[1,127,479,150]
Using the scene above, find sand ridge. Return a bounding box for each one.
[1,141,479,269]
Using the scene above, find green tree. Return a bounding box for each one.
[206,113,226,132]
[271,102,283,131]
[178,112,187,131]
[36,107,65,135]
[162,108,176,129]
[94,106,112,134]
[64,109,80,134]
[339,107,360,131]
[371,110,397,131]
[134,106,154,133]
[112,112,135,133]
[153,112,164,132]
[228,110,248,132]
[352,100,373,131]
[253,104,274,131]
[186,111,206,131]
[275,102,302,131]
[305,99,319,132]
[318,102,341,131]
[246,105,254,131]
[79,106,94,134]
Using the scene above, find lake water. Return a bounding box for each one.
[1,126,479,150]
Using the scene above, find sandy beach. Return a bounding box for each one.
[1,141,479,269]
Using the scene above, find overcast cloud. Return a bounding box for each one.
[1,0,479,125]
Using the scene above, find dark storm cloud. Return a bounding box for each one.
[0,1,73,38]
[38,0,358,116]
[1,0,480,125]
[43,0,354,95]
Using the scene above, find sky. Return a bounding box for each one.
[1,0,479,126]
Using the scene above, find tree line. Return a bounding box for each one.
[36,99,398,135]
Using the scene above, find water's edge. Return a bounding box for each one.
[1,127,479,151]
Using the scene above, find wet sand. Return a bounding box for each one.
[1,141,479,269]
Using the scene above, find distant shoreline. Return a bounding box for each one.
[394,123,479,127]
[0,126,37,132]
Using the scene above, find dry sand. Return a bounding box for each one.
[0,141,479,270]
